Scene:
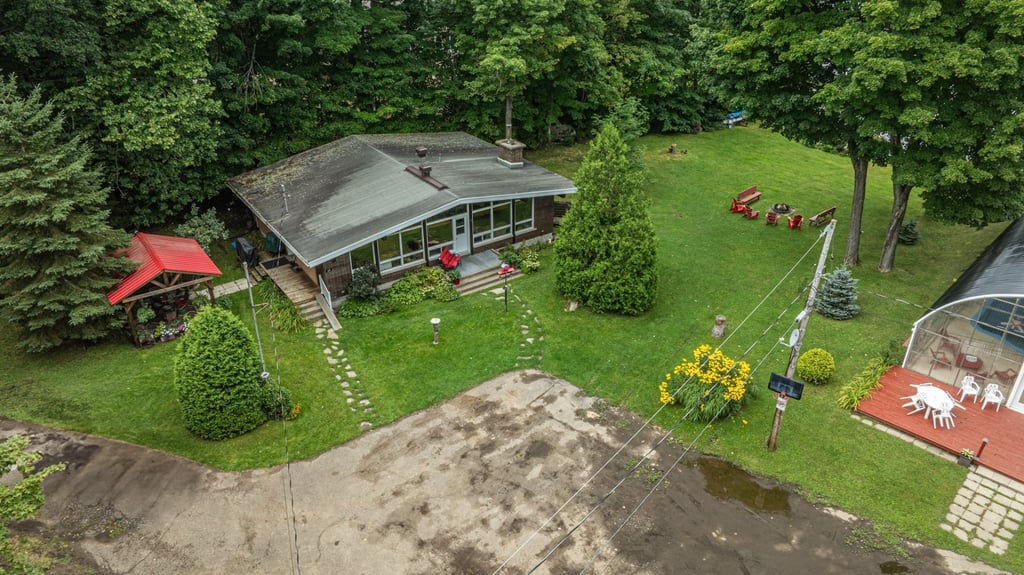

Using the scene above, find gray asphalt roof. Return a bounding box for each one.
[922,217,1024,319]
[227,132,576,267]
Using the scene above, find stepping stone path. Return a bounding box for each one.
[315,321,375,432]
[491,287,544,370]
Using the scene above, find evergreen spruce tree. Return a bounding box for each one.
[174,306,270,440]
[815,265,861,320]
[553,124,657,315]
[0,77,135,351]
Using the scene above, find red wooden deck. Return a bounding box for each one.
[857,366,1024,483]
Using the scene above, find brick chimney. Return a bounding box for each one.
[496,95,525,168]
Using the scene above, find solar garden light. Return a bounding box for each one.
[431,317,441,345]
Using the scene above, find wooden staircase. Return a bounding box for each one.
[456,268,519,296]
[260,262,328,324]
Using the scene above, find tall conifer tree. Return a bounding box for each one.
[554,124,657,315]
[0,77,135,351]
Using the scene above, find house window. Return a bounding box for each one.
[472,201,513,243]
[514,198,534,232]
[426,218,454,258]
[377,226,424,272]
[349,243,374,271]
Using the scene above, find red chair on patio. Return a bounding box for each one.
[788,214,803,230]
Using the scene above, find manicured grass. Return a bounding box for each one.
[0,286,358,470]
[1,126,1018,569]
[524,128,1017,570]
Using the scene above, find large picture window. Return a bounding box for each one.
[426,218,454,258]
[472,201,513,243]
[377,225,424,272]
[349,243,374,271]
[514,198,534,232]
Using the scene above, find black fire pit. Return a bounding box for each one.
[771,203,794,215]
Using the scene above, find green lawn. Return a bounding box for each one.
[1,126,1019,570]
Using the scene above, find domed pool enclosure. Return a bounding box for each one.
[904,218,1024,414]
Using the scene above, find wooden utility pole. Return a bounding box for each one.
[767,219,837,451]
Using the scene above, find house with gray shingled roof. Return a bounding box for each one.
[228,132,576,305]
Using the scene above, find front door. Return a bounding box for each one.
[453,214,469,254]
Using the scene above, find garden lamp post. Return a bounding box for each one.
[431,317,441,345]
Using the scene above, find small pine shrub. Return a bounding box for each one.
[173,307,268,440]
[898,218,921,245]
[796,348,835,385]
[815,265,861,320]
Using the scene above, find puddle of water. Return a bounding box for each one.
[696,457,791,515]
[879,560,909,574]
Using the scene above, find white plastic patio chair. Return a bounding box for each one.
[932,407,955,429]
[959,375,980,403]
[981,384,1004,412]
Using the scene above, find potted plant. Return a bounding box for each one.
[957,449,975,467]
[447,269,461,285]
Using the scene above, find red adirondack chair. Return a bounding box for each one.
[788,214,803,230]
[766,212,779,226]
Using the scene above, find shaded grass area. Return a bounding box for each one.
[0,126,1018,569]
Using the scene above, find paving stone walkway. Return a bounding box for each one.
[942,465,1024,555]
[854,413,1023,556]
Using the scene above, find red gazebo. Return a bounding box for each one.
[106,232,222,346]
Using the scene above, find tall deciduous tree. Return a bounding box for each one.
[0,78,135,352]
[554,124,658,315]
[817,0,1024,271]
[58,0,223,226]
[713,0,884,267]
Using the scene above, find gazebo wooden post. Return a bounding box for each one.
[124,300,140,348]
[205,278,216,304]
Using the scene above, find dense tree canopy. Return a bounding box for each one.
[1,0,714,228]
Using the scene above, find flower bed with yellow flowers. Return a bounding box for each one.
[658,344,754,422]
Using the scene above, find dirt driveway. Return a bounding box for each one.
[2,371,1006,574]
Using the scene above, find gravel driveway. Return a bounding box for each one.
[2,371,1006,574]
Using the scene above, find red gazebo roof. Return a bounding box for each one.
[107,232,222,305]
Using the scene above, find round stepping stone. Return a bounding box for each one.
[359,422,373,430]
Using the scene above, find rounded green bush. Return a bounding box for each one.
[173,307,269,440]
[796,348,835,385]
